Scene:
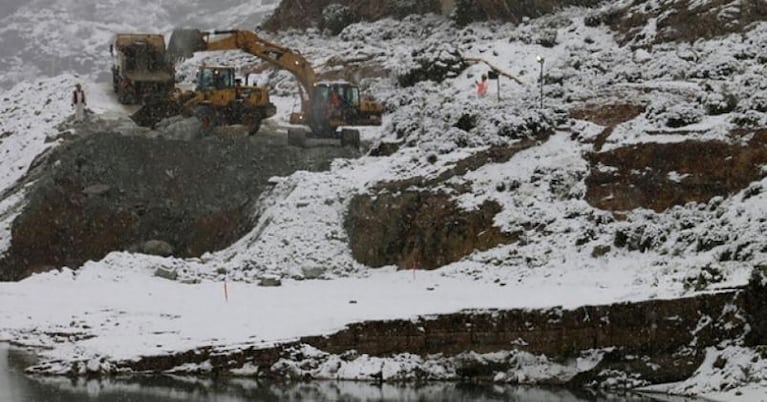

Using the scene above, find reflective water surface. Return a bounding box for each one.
[1,344,692,402]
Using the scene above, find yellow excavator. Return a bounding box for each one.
[162,29,384,147]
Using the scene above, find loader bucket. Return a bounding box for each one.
[167,29,207,61]
[130,96,182,128]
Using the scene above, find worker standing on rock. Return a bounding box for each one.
[476,74,489,97]
[72,83,87,123]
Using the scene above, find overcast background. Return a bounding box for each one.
[0,0,278,89]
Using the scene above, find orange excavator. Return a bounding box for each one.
[163,29,384,147]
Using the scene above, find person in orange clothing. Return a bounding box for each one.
[476,74,489,97]
[327,89,342,118]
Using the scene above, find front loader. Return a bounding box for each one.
[164,29,384,147]
[131,65,276,136]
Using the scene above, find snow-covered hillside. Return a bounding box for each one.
[2,1,767,400]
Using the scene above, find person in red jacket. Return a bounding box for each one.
[476,74,489,97]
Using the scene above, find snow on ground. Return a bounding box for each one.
[1,2,767,398]
[639,346,767,402]
[0,252,700,373]
[267,344,608,384]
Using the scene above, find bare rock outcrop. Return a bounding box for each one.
[263,0,441,32]
[346,192,513,269]
[588,0,767,46]
[0,131,356,280]
[451,0,603,26]
[345,138,551,270]
[585,131,767,212]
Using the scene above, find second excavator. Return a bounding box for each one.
[134,29,383,147]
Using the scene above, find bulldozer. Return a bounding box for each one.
[131,64,275,136]
[162,29,384,147]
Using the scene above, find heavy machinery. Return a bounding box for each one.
[164,29,384,147]
[110,33,175,104]
[132,64,276,136]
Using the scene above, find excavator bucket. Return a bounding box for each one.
[167,29,207,61]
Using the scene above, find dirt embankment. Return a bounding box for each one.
[571,103,645,152]
[571,104,767,212]
[345,137,549,270]
[0,131,356,280]
[104,269,767,386]
[592,0,767,46]
[585,130,767,212]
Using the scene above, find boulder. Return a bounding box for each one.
[259,275,282,287]
[591,245,611,258]
[154,265,178,281]
[301,265,325,279]
[143,240,174,257]
[150,116,203,141]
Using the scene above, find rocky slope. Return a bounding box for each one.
[0,122,356,280]
[2,0,767,399]
[263,0,442,32]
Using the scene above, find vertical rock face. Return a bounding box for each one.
[262,0,612,32]
[746,265,767,346]
[592,0,767,46]
[345,139,549,271]
[451,0,604,25]
[585,133,767,212]
[345,191,514,270]
[262,0,442,31]
[118,290,750,387]
[440,0,456,15]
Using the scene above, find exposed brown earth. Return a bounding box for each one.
[263,0,441,31]
[346,136,548,270]
[121,291,741,378]
[263,0,608,31]
[585,130,767,212]
[571,103,645,151]
[454,0,603,24]
[347,193,514,270]
[571,104,645,128]
[597,0,767,46]
[101,280,765,385]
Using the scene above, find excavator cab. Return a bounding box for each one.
[310,83,360,128]
[308,82,381,129]
[196,67,235,91]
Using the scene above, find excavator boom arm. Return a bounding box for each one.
[168,29,317,101]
